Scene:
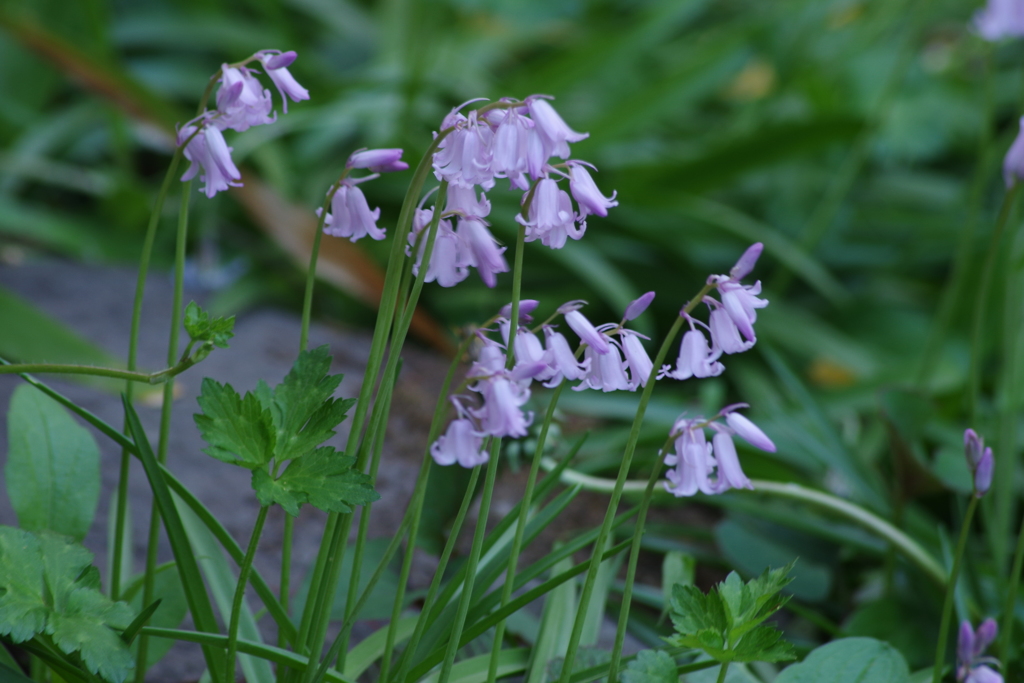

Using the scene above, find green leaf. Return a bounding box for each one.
[0,526,135,682]
[5,385,100,541]
[251,447,379,516]
[258,346,355,462]
[121,564,188,668]
[773,638,910,683]
[183,301,235,349]
[194,378,275,468]
[621,650,678,683]
[730,627,796,663]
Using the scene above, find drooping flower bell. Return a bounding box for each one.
[321,181,386,242]
[964,428,994,497]
[214,64,275,132]
[568,162,618,224]
[517,178,584,249]
[707,243,769,348]
[256,50,310,112]
[178,120,243,198]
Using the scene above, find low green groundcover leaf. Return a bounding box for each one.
[774,638,910,683]
[5,384,100,541]
[251,447,379,516]
[668,564,795,665]
[0,526,134,682]
[621,649,678,683]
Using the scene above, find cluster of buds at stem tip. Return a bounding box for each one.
[973,0,1024,41]
[177,50,309,198]
[318,149,409,243]
[964,428,994,498]
[957,619,1003,683]
[410,96,617,289]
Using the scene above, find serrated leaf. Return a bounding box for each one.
[0,526,135,682]
[194,378,275,468]
[730,626,796,663]
[621,650,678,683]
[5,385,100,541]
[260,346,355,462]
[184,301,235,349]
[251,447,378,516]
[671,584,727,634]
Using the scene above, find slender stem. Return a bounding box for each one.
[225,505,270,682]
[0,362,186,382]
[1001,511,1024,666]
[608,454,666,683]
[556,310,689,683]
[933,496,979,683]
[379,336,475,682]
[715,661,731,683]
[112,149,183,600]
[436,439,502,683]
[278,514,293,682]
[486,382,566,683]
[390,466,482,683]
[542,463,948,589]
[136,180,192,682]
[296,134,449,665]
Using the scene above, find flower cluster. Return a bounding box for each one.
[319,149,409,242]
[177,50,309,198]
[974,0,1024,41]
[957,619,1002,683]
[659,243,768,381]
[411,96,617,288]
[964,428,994,498]
[662,407,775,497]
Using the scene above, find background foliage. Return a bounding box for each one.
[2,0,1022,675]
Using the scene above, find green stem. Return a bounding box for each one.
[278,514,293,683]
[436,439,502,683]
[390,466,482,683]
[543,463,947,589]
[608,452,666,683]
[135,180,191,683]
[968,185,1019,421]
[225,505,270,682]
[112,148,183,600]
[296,134,450,666]
[715,661,730,683]
[0,361,192,382]
[933,496,979,683]
[556,309,691,683]
[379,335,476,682]
[1002,512,1024,666]
[486,382,566,683]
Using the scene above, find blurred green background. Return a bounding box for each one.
[2,0,1024,665]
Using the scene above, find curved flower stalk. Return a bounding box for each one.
[421,96,617,288]
[175,50,310,197]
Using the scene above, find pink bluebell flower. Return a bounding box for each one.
[517,178,584,249]
[576,341,631,392]
[407,208,468,287]
[321,181,386,242]
[491,106,535,190]
[619,330,654,389]
[622,292,655,322]
[456,218,509,288]
[568,162,617,222]
[214,64,275,132]
[559,302,610,354]
[445,184,492,219]
[974,0,1024,41]
[178,121,243,198]
[256,50,309,112]
[431,416,487,468]
[660,322,725,380]
[541,327,590,387]
[708,243,769,344]
[527,97,589,159]
[664,420,717,497]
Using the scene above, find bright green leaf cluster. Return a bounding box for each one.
[182,301,235,364]
[193,346,378,516]
[666,562,796,665]
[0,526,135,683]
